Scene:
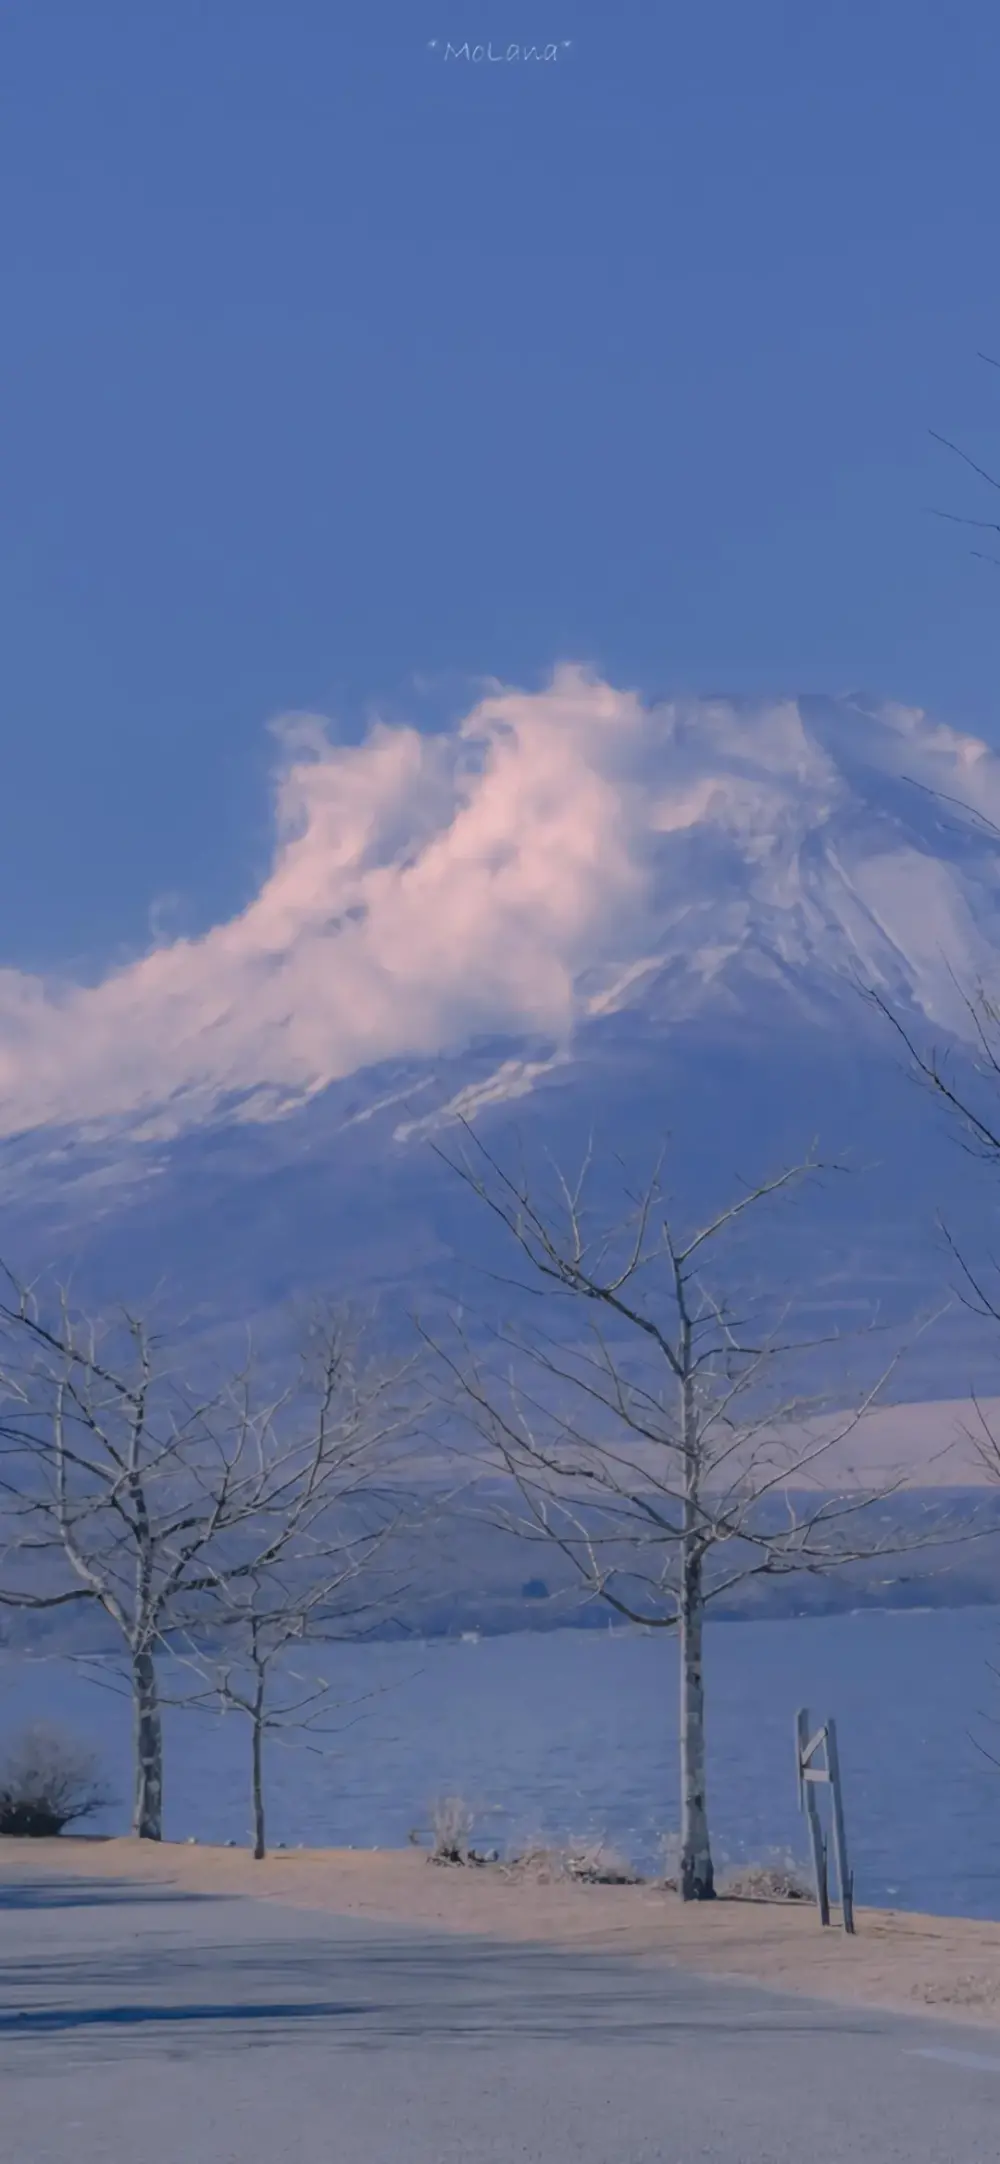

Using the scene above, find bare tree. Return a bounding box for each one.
[174,1492,410,1861]
[929,351,1000,571]
[867,978,1000,1173]
[423,1123,949,1902]
[0,1274,422,1840]
[866,972,1000,1460]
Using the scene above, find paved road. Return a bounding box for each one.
[2,1869,1000,2163]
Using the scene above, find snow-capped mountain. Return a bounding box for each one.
[3,671,1000,1394]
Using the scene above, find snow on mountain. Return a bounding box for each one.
[3,669,1000,1396]
[575,690,1000,1034]
[2,670,1000,1152]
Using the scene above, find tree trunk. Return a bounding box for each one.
[251,1703,266,1860]
[678,1536,714,1901]
[132,1646,163,1841]
[251,1623,266,1860]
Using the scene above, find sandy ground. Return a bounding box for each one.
[5,1835,1000,2031]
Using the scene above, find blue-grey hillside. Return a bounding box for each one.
[0,682,999,1409]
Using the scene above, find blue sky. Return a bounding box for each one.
[3,0,1000,975]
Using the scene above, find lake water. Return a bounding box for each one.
[2,1607,1000,1921]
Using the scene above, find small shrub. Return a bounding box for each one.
[505,1837,643,1885]
[429,1794,475,1864]
[501,1840,560,1881]
[0,1723,111,1838]
[717,1848,815,1903]
[562,1838,643,1885]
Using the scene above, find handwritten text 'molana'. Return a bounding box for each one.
[429,41,569,63]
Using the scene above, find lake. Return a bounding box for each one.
[2,1606,999,1921]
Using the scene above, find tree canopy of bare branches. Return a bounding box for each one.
[865,968,1000,1490]
[929,351,1000,571]
[173,1475,412,1859]
[0,1273,422,1840]
[423,1121,949,1902]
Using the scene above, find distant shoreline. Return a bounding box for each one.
[6,1578,1000,1657]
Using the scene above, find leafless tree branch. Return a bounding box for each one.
[419,1126,958,1902]
[0,1276,427,1840]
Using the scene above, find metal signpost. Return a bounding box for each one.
[795,1706,855,1935]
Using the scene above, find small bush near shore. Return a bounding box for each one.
[507,1838,644,1885]
[423,1805,644,1880]
[717,1849,815,1903]
[428,1794,476,1863]
[657,1834,814,1901]
[0,1723,111,1838]
[562,1839,643,1886]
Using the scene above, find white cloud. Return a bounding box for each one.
[2,669,1000,1145]
[0,667,654,1140]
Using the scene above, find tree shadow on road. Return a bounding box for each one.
[0,1999,366,2035]
[0,1874,223,1910]
[0,1933,879,2056]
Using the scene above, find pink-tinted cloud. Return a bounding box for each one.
[0,669,998,1143]
[0,668,653,1139]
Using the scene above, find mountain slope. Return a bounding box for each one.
[2,674,1000,1396]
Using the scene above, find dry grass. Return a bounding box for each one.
[717,1849,816,1904]
[912,1973,1000,2010]
[423,1807,640,1883]
[425,1820,810,1897]
[506,1838,644,1886]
